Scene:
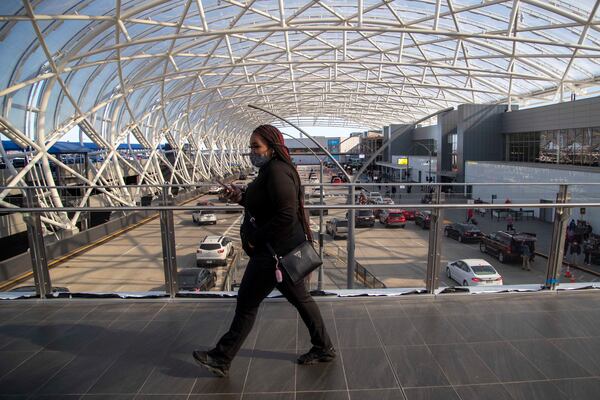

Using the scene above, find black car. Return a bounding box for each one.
[414,211,431,229]
[352,210,375,228]
[444,223,482,243]
[177,268,216,291]
[306,199,329,216]
[10,286,70,293]
[480,231,537,264]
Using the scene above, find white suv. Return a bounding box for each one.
[192,210,217,225]
[196,236,234,267]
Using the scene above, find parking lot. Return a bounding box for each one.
[309,178,599,289]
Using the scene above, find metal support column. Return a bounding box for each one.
[317,161,325,291]
[159,185,178,297]
[425,186,444,294]
[545,184,570,290]
[347,184,356,289]
[24,189,51,298]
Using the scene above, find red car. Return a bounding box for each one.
[401,209,416,220]
[379,209,406,228]
[331,176,343,184]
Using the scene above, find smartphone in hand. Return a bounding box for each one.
[215,179,230,193]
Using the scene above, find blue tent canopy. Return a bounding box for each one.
[1,141,149,153]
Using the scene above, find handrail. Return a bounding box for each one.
[0,202,598,214]
[3,182,600,190]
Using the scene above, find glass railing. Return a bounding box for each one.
[1,180,599,299]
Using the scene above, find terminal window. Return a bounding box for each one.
[507,128,600,166]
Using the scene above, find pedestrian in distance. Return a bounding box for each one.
[466,208,474,223]
[570,240,582,264]
[506,213,514,232]
[521,242,532,271]
[193,125,335,378]
[583,239,592,265]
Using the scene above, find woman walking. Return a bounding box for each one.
[193,125,335,377]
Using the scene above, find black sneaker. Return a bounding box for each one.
[297,346,336,365]
[192,350,229,377]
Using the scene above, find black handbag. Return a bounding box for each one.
[266,240,323,285]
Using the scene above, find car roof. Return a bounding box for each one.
[456,259,493,267]
[456,223,479,228]
[202,235,224,243]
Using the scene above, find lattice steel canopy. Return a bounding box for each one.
[1,0,600,231]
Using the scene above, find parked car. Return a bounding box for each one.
[177,268,216,291]
[310,187,327,198]
[208,185,222,194]
[479,231,536,264]
[446,259,503,286]
[196,236,235,267]
[414,210,431,229]
[223,201,242,213]
[331,176,343,184]
[444,223,482,243]
[306,199,328,216]
[378,209,406,228]
[238,173,247,180]
[352,210,375,228]
[325,218,348,239]
[368,191,383,203]
[193,210,217,225]
[10,286,70,293]
[401,209,416,220]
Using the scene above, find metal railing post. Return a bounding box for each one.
[317,161,325,291]
[23,188,51,298]
[425,186,445,294]
[545,184,570,290]
[159,184,178,297]
[347,184,356,289]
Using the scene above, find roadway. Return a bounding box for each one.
[17,192,245,293]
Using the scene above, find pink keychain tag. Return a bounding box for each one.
[274,258,283,283]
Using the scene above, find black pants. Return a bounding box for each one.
[209,255,332,364]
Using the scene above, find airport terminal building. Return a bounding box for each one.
[380,97,600,227]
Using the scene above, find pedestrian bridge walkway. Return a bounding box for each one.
[1,291,599,399]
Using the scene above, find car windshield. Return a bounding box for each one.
[471,265,496,275]
[337,220,348,227]
[358,210,373,216]
[389,213,403,218]
[369,192,381,197]
[200,243,221,250]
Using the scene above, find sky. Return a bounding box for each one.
[279,125,363,139]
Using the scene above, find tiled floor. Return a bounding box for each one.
[1,291,600,399]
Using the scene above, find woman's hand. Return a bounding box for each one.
[223,184,243,203]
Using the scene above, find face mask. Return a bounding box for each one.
[249,152,271,168]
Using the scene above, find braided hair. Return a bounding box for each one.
[252,124,313,241]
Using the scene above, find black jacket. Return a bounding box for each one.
[239,159,306,256]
